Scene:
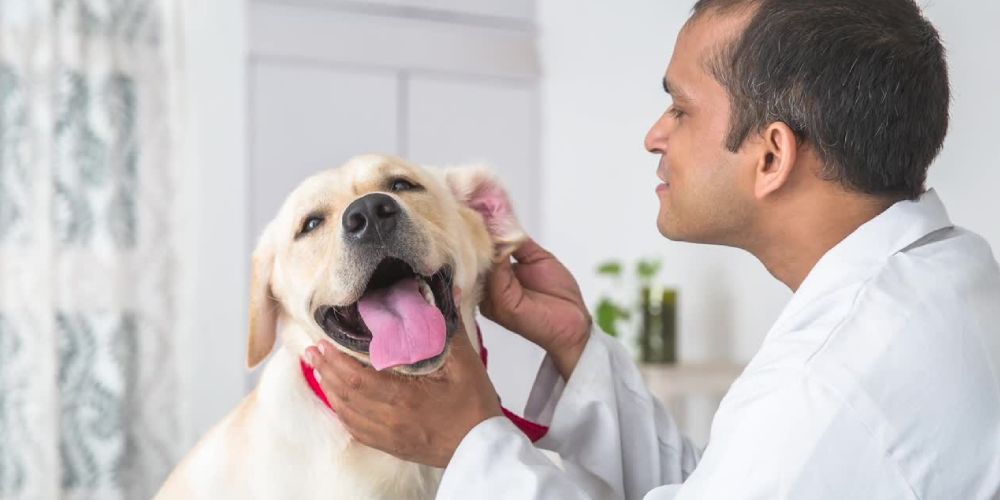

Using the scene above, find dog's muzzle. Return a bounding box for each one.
[314,259,458,371]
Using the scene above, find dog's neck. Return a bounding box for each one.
[254,346,441,498]
[299,323,548,443]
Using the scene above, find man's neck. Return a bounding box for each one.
[747,189,896,292]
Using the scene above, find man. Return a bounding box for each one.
[305,0,1000,498]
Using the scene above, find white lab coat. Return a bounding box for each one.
[437,189,1000,500]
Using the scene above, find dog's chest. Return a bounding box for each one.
[240,426,441,500]
[241,456,440,500]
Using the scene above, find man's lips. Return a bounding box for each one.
[656,168,670,192]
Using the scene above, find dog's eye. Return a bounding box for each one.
[299,216,325,236]
[390,179,420,192]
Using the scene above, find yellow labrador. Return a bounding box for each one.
[154,154,525,500]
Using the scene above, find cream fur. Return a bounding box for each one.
[153,154,525,500]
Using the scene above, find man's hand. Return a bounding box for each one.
[481,238,592,380]
[304,311,503,468]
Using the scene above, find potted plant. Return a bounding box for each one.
[593,258,678,364]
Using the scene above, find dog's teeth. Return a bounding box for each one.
[418,278,435,307]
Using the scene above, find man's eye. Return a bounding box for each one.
[299,216,324,236]
[391,179,420,192]
[668,107,685,119]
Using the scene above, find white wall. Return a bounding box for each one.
[538,0,1000,385]
[177,0,249,449]
[923,0,1000,262]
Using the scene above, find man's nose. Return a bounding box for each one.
[342,193,400,244]
[645,112,671,153]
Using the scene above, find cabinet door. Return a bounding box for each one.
[249,63,400,239]
[407,75,543,413]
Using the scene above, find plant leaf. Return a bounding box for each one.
[636,259,662,281]
[595,299,621,337]
[596,261,623,277]
[595,298,633,338]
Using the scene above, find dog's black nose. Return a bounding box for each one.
[342,193,400,243]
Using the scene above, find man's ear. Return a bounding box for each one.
[444,166,527,261]
[754,122,799,199]
[247,232,279,369]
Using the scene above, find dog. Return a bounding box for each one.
[153,154,527,500]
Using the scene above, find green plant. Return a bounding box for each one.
[594,298,630,338]
[592,257,663,338]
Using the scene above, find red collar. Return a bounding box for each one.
[300,326,549,442]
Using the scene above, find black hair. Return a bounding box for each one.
[691,0,950,200]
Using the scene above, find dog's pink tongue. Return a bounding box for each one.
[357,278,446,371]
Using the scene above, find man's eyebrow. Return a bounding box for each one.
[662,77,692,103]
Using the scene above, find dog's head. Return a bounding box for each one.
[247,154,525,375]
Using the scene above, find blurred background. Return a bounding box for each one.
[1,0,997,498]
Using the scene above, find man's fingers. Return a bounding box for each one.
[447,326,479,365]
[317,362,425,462]
[309,342,371,392]
[313,356,400,432]
[309,341,403,404]
[323,389,387,442]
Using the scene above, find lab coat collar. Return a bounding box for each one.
[767,188,953,338]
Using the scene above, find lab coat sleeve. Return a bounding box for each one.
[437,327,702,500]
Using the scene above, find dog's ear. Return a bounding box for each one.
[247,232,279,369]
[445,166,527,261]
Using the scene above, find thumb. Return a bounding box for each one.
[447,316,476,359]
[510,238,551,264]
[442,320,489,382]
[448,285,474,355]
[482,257,519,321]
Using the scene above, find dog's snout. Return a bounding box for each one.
[342,193,400,243]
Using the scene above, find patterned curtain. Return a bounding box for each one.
[0,1,181,498]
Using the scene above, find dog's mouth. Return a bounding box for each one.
[314,258,458,371]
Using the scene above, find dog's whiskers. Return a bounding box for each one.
[332,308,347,321]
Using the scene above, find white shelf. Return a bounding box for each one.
[638,362,745,404]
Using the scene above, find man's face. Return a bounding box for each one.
[645,12,756,245]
